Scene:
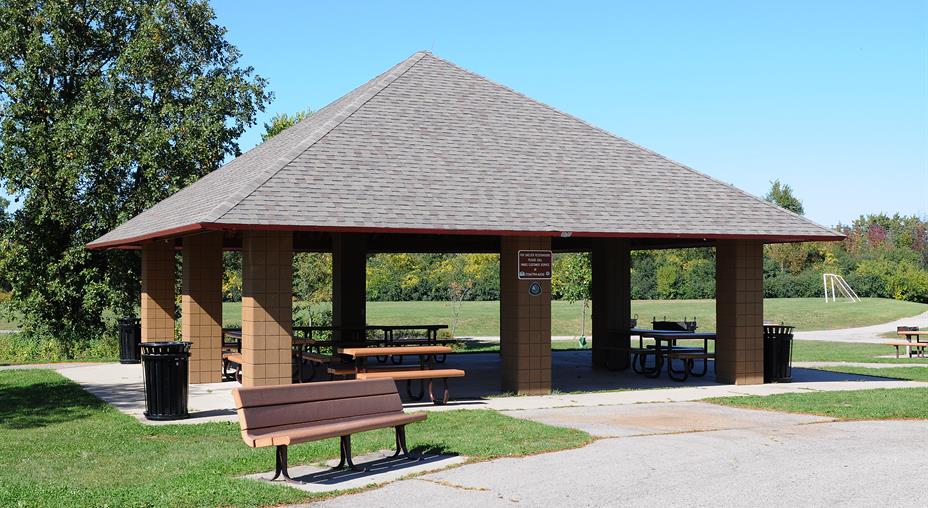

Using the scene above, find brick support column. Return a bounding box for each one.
[715,240,764,385]
[141,240,175,342]
[332,233,367,341]
[241,231,293,387]
[591,239,631,370]
[182,233,223,384]
[500,236,552,395]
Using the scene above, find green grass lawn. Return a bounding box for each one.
[217,298,927,336]
[711,352,928,420]
[708,387,928,420]
[791,340,928,364]
[809,366,928,382]
[0,369,590,507]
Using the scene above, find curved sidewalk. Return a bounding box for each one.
[793,310,928,344]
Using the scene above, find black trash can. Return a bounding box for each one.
[141,342,191,421]
[117,318,142,364]
[763,325,795,383]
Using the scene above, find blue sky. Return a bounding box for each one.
[4,1,926,227]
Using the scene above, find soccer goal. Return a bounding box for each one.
[823,273,861,303]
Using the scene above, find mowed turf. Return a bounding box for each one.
[218,298,927,336]
[0,369,590,507]
[791,341,928,364]
[708,388,928,420]
[709,363,928,419]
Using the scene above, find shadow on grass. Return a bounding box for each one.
[0,378,107,430]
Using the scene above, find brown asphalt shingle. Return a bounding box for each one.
[88,51,840,248]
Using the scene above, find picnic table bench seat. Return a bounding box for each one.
[232,379,426,481]
[666,350,716,381]
[882,341,927,358]
[328,366,465,405]
[222,352,242,382]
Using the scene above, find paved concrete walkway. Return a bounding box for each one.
[302,402,928,507]
[12,351,925,424]
[793,310,928,343]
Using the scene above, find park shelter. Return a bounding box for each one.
[88,51,842,393]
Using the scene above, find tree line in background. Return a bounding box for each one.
[212,210,928,306]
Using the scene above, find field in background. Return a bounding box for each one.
[218,298,927,337]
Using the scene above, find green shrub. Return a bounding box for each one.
[0,332,117,364]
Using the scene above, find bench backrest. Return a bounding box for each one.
[232,379,403,434]
[898,326,919,332]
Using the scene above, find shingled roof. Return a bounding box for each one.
[88,51,841,249]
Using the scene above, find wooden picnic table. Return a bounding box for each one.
[221,327,456,382]
[895,330,928,357]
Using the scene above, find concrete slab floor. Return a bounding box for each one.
[502,401,833,438]
[301,404,928,508]
[244,450,467,494]
[21,350,928,424]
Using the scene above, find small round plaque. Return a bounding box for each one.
[528,281,542,296]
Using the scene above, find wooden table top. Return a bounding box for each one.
[898,330,928,336]
[338,345,453,357]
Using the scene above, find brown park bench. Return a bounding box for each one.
[232,379,426,481]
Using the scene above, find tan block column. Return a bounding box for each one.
[141,240,175,342]
[715,240,764,385]
[591,239,631,370]
[500,236,552,395]
[182,233,223,384]
[241,231,293,387]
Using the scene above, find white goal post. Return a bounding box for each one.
[823,273,861,303]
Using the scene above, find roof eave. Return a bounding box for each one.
[86,222,844,250]
[85,223,207,250]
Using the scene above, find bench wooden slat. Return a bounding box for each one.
[338,345,452,357]
[250,412,426,448]
[356,369,466,381]
[232,378,396,409]
[667,351,715,359]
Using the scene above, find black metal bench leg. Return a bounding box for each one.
[337,435,365,472]
[393,425,421,461]
[271,445,292,481]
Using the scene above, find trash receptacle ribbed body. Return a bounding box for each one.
[118,317,142,364]
[763,325,794,383]
[141,342,191,420]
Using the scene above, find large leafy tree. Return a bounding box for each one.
[0,0,270,345]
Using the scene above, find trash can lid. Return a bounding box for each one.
[140,341,192,350]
